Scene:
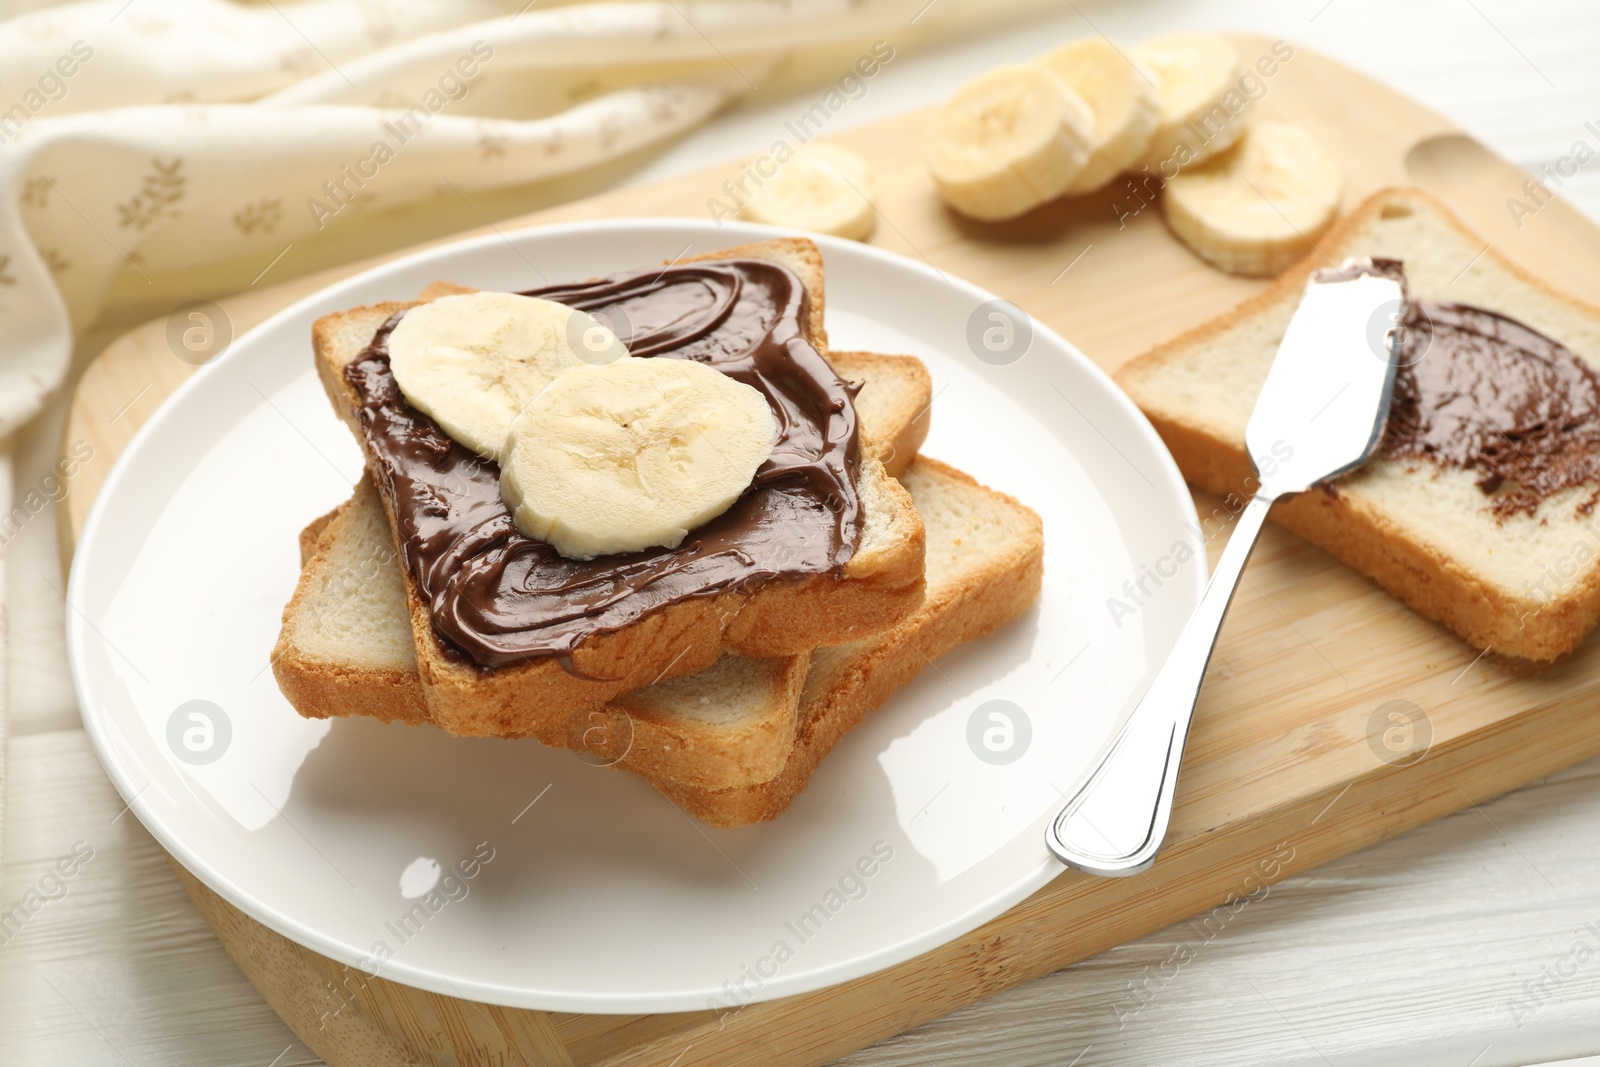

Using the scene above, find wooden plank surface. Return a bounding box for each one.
[53,32,1600,1067]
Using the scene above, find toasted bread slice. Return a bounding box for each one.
[273,352,934,790]
[310,239,927,731]
[1118,186,1600,660]
[656,457,1044,826]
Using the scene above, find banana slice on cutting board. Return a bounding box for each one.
[500,358,777,560]
[1161,121,1343,277]
[388,291,629,461]
[738,143,877,241]
[926,63,1094,221]
[1133,33,1248,170]
[1039,38,1161,195]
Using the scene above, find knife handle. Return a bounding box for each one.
[1046,492,1275,877]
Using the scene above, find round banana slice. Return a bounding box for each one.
[738,143,877,241]
[1133,32,1247,171]
[500,358,777,560]
[1040,38,1161,195]
[388,291,628,462]
[926,63,1094,222]
[1162,122,1343,277]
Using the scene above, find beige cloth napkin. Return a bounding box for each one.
[0,0,938,433]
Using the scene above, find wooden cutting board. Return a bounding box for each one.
[58,35,1600,1067]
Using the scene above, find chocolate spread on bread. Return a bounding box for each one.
[343,259,863,670]
[1383,300,1600,517]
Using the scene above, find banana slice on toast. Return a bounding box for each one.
[500,358,777,560]
[388,291,628,461]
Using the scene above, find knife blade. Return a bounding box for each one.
[1045,258,1407,877]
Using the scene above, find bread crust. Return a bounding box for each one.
[1118,186,1600,661]
[310,239,926,731]
[657,458,1045,826]
[575,652,816,789]
[839,350,933,478]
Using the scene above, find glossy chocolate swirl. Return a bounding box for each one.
[343,259,863,670]
[1383,301,1600,517]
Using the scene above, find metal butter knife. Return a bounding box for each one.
[1046,258,1408,877]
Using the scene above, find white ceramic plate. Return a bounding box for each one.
[68,219,1204,1014]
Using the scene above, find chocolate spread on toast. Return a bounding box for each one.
[342,259,863,670]
[1383,299,1600,517]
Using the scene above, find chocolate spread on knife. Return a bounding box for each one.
[342,259,863,670]
[1382,299,1600,517]
[1312,256,1406,286]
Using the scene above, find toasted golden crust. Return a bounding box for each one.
[657,458,1045,826]
[1117,186,1600,661]
[568,651,817,789]
[271,656,431,726]
[839,350,932,478]
[308,238,926,731]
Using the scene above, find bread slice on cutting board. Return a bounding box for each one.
[308,239,928,734]
[1118,186,1600,660]
[273,351,934,791]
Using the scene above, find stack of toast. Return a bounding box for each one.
[271,238,1044,826]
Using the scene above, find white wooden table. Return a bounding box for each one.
[9,1,1600,1064]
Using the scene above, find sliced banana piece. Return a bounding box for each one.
[388,291,629,461]
[1133,32,1248,171]
[1162,121,1343,277]
[926,63,1094,222]
[738,143,877,241]
[500,358,777,560]
[1040,37,1161,195]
